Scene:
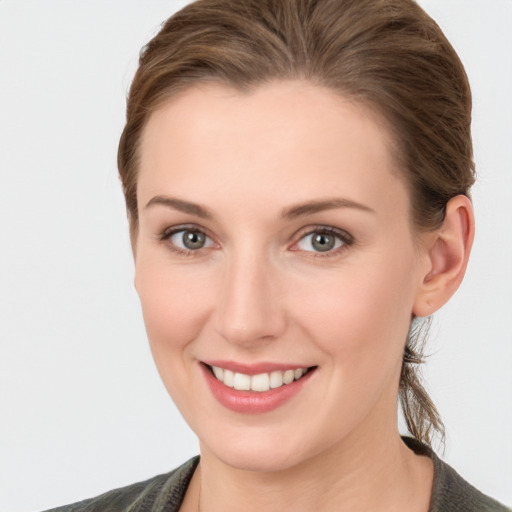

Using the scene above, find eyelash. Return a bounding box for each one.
[159,224,216,256]
[291,226,354,258]
[158,224,354,258]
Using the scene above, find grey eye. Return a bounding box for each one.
[297,231,344,253]
[170,229,212,250]
[312,233,336,251]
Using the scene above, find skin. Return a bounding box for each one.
[133,81,474,511]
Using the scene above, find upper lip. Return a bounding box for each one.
[202,360,314,375]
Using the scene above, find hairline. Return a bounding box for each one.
[128,77,421,241]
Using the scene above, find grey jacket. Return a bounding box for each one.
[44,439,510,511]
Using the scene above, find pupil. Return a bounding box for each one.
[183,231,205,249]
[312,233,335,252]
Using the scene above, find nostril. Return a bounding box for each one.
[215,321,280,346]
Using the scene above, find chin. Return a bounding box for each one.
[198,421,333,474]
[213,444,307,473]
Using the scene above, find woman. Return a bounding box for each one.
[32,0,508,510]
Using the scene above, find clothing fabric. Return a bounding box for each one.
[44,439,510,512]
[403,437,510,512]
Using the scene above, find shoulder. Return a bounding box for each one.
[430,456,510,512]
[403,437,510,512]
[42,457,199,512]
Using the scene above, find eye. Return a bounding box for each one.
[162,227,215,253]
[295,227,352,254]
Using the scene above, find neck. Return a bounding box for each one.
[195,427,433,512]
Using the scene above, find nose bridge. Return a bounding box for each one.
[215,245,285,346]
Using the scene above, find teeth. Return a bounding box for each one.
[251,373,270,392]
[269,370,283,389]
[233,372,251,391]
[283,369,294,385]
[212,366,223,380]
[210,365,310,392]
[223,369,234,388]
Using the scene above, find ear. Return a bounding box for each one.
[413,195,475,317]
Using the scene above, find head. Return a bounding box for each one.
[118,0,474,455]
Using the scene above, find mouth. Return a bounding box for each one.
[200,361,317,413]
[206,364,314,392]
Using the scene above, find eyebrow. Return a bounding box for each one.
[145,195,374,220]
[145,195,213,219]
[282,198,375,219]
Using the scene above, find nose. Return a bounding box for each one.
[214,250,287,347]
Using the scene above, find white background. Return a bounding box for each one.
[0,1,511,511]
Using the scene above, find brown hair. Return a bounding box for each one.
[118,0,475,447]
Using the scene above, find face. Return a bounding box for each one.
[134,81,430,472]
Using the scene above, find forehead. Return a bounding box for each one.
[137,81,409,221]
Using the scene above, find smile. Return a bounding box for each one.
[201,362,317,413]
[209,365,311,392]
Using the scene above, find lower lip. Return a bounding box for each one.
[201,364,315,414]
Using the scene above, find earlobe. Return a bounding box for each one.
[413,195,475,317]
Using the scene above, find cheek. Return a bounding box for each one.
[134,257,215,366]
[291,252,417,375]
[134,257,222,423]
